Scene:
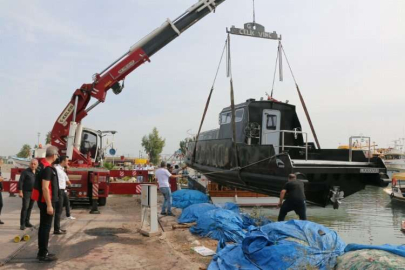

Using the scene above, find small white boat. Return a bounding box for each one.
[385,173,405,204]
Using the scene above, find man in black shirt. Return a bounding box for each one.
[277,174,307,221]
[32,146,60,262]
[19,159,38,230]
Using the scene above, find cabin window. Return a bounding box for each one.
[81,131,97,158]
[266,114,278,130]
[220,109,244,125]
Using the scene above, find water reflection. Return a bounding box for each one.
[244,186,405,245]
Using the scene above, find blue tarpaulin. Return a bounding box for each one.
[171,190,209,209]
[178,203,217,223]
[209,220,346,270]
[180,202,272,228]
[215,202,240,213]
[345,243,405,258]
[240,213,272,229]
[190,209,246,251]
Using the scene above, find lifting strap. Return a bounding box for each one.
[280,43,321,149]
[192,40,228,163]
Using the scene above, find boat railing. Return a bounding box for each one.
[265,130,308,160]
[349,136,371,163]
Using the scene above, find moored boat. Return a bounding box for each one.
[186,98,390,208]
[385,173,405,204]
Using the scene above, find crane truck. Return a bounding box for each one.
[9,0,228,208]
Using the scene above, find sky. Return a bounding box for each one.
[0,0,405,158]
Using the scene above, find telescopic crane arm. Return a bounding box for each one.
[50,0,227,165]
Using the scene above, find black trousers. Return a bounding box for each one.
[278,199,307,221]
[20,191,34,226]
[38,201,54,257]
[54,189,65,231]
[0,191,3,216]
[63,191,71,217]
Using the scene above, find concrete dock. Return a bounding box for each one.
[0,195,216,269]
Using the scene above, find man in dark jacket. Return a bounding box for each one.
[277,174,307,221]
[32,146,60,262]
[18,159,38,230]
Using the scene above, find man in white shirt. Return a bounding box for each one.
[53,156,74,234]
[155,161,178,216]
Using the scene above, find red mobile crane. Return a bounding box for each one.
[8,0,227,208]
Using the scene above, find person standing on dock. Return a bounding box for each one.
[147,163,155,182]
[0,158,4,225]
[31,146,60,262]
[277,174,307,221]
[156,161,175,216]
[53,156,73,234]
[18,159,38,230]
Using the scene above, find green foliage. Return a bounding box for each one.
[17,144,31,158]
[179,137,194,155]
[45,131,51,144]
[141,127,165,165]
[103,162,114,170]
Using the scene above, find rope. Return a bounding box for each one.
[192,40,228,162]
[280,43,321,149]
[200,153,279,176]
[226,33,241,170]
[270,44,279,98]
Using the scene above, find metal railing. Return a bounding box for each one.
[349,136,371,163]
[264,130,308,160]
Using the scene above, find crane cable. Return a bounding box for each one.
[279,43,321,149]
[226,33,241,170]
[270,43,280,98]
[192,39,228,163]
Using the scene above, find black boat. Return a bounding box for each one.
[185,98,390,207]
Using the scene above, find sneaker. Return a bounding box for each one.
[66,216,76,220]
[53,230,67,235]
[20,225,26,230]
[38,254,58,262]
[36,253,56,259]
[160,212,167,216]
[167,213,175,217]
[0,220,4,225]
[25,223,34,228]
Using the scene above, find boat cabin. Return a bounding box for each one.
[199,99,310,157]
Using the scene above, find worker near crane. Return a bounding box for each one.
[0,158,4,225]
[18,159,38,230]
[156,161,175,216]
[32,146,60,262]
[277,174,307,221]
[53,156,73,234]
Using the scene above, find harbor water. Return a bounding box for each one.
[248,185,405,245]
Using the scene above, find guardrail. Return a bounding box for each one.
[265,130,308,160]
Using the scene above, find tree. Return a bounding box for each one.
[45,131,52,144]
[17,144,31,158]
[141,127,165,165]
[103,162,115,170]
[179,137,194,155]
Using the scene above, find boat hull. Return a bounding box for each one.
[186,140,389,207]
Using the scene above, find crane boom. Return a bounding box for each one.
[50,0,227,165]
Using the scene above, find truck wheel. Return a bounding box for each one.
[98,197,107,206]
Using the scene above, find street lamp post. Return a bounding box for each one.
[37,132,41,148]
